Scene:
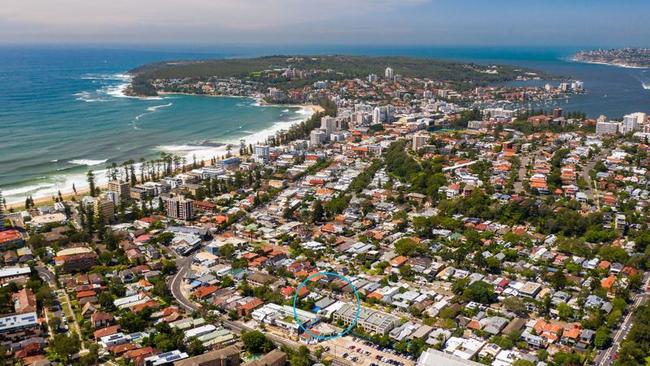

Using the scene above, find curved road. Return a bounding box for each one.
[166,253,305,352]
[35,265,56,286]
[168,256,199,312]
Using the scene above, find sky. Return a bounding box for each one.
[1,0,649,47]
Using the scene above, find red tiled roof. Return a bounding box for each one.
[193,285,219,299]
[140,217,159,224]
[239,298,264,312]
[91,311,114,323]
[76,290,97,299]
[601,275,616,290]
[124,346,156,360]
[109,343,137,354]
[131,300,160,313]
[390,256,408,267]
[12,288,36,314]
[0,229,22,244]
[94,325,121,340]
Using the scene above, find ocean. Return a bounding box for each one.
[1,45,649,205]
[0,47,310,204]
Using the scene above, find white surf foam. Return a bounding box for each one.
[3,183,57,197]
[74,91,109,103]
[131,102,173,130]
[146,102,173,112]
[134,112,147,121]
[157,109,314,166]
[69,159,108,166]
[4,102,315,206]
[89,73,164,101]
[104,82,133,98]
[81,73,132,81]
[157,144,214,152]
[296,108,314,115]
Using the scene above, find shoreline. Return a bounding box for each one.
[156,91,326,112]
[3,92,322,209]
[570,57,649,70]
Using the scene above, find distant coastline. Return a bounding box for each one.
[3,47,649,208]
[571,57,649,70]
[156,91,326,112]
[572,48,650,69]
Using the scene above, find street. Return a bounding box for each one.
[165,250,310,354]
[594,272,650,366]
[168,255,198,312]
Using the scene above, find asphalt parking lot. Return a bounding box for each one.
[323,336,416,366]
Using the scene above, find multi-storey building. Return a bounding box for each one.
[108,180,130,202]
[334,304,400,334]
[164,195,193,220]
[595,121,620,135]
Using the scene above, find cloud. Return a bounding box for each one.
[0,0,428,28]
[0,0,647,45]
[0,0,434,43]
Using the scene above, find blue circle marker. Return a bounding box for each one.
[292,271,361,341]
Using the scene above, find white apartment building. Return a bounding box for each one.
[413,132,430,151]
[385,67,394,80]
[596,121,620,136]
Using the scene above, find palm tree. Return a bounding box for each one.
[159,152,169,175]
[173,155,181,172]
[87,170,96,197]
[0,190,5,231]
[139,158,146,182]
[127,160,136,186]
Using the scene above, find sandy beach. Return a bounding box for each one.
[5,102,323,211]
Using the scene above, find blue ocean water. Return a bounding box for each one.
[0,45,648,204]
[0,47,308,203]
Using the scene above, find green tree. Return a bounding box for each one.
[549,270,568,290]
[312,199,324,223]
[156,232,175,246]
[118,309,151,333]
[552,351,583,366]
[219,243,236,259]
[394,238,424,257]
[187,337,205,356]
[462,281,495,304]
[87,170,97,197]
[557,302,573,321]
[594,327,611,349]
[48,316,62,333]
[241,330,274,354]
[50,332,81,363]
[79,343,100,366]
[98,292,116,311]
[512,360,534,366]
[220,275,235,288]
[502,296,528,317]
[287,345,311,366]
